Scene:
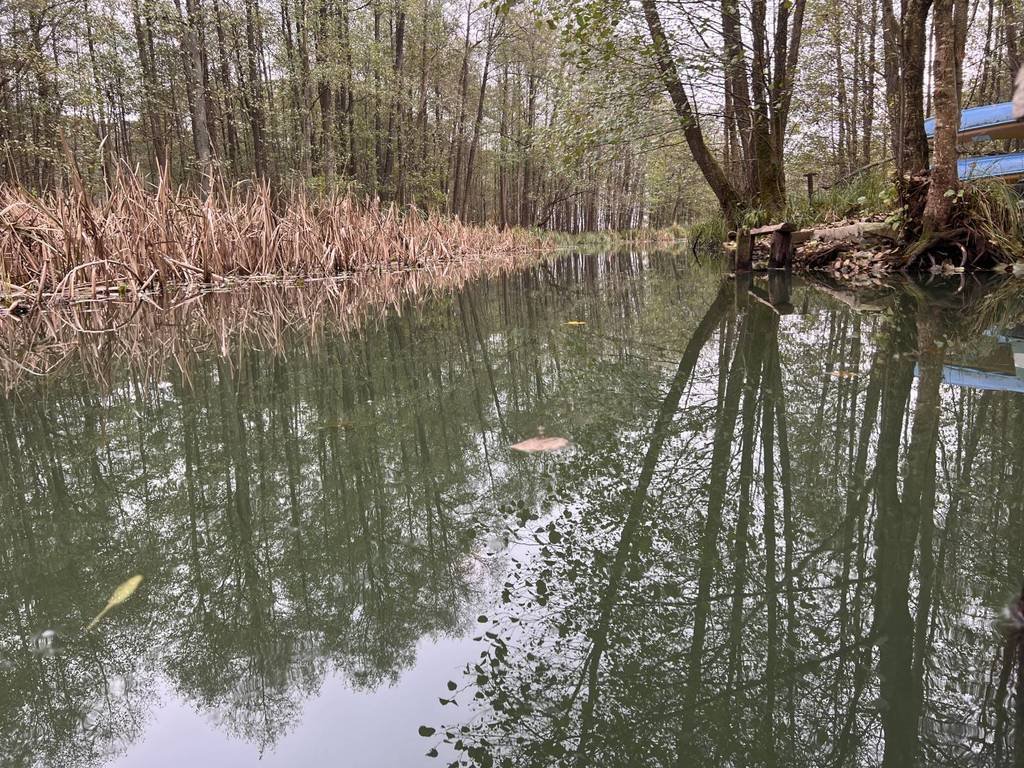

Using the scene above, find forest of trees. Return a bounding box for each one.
[1,0,1022,229]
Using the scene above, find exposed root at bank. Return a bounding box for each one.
[731,171,1024,280]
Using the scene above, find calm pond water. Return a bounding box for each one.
[4,252,1024,767]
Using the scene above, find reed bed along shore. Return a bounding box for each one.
[0,174,542,307]
[0,247,537,391]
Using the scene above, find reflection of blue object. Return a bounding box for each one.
[925,102,1020,138]
[957,152,1024,180]
[925,363,1024,393]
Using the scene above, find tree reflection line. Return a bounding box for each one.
[453,273,1024,767]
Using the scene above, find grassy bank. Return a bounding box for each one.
[0,174,543,305]
[688,169,896,246]
[542,225,689,248]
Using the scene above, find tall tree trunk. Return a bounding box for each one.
[243,0,269,178]
[750,0,784,211]
[769,0,806,202]
[639,0,742,222]
[881,0,902,163]
[83,0,115,185]
[952,0,968,99]
[519,70,536,225]
[498,63,508,228]
[460,16,497,220]
[371,0,382,193]
[862,0,878,164]
[721,0,753,194]
[339,0,355,176]
[296,0,313,179]
[212,0,240,173]
[449,1,472,214]
[317,0,336,184]
[922,0,959,232]
[1003,0,1020,79]
[898,0,933,174]
[131,0,166,175]
[381,3,407,197]
[834,14,849,175]
[183,0,214,189]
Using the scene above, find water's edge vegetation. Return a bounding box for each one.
[0,173,545,308]
[0,252,550,389]
[7,165,1021,320]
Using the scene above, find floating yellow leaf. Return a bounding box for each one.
[86,575,144,631]
[511,436,571,453]
[564,320,586,326]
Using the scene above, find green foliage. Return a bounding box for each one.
[686,214,730,245]
[683,169,897,247]
[785,167,896,228]
[540,225,688,247]
[960,178,1024,262]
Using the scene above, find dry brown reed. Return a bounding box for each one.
[0,171,542,307]
[0,248,537,392]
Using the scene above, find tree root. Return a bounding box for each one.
[900,225,973,269]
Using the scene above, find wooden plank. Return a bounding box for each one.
[749,221,795,236]
[734,271,752,309]
[792,229,814,246]
[812,222,897,243]
[769,228,793,270]
[735,229,753,272]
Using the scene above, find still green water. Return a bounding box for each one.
[3,252,1024,767]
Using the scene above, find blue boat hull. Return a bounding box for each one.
[925,102,1024,141]
[957,152,1024,181]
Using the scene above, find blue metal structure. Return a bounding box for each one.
[938,365,1024,393]
[925,102,1024,141]
[922,101,1024,181]
[957,151,1024,181]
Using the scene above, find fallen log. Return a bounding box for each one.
[811,222,898,243]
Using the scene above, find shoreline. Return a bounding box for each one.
[0,178,546,309]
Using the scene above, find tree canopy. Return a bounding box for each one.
[1,0,1016,227]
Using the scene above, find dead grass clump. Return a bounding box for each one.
[0,171,542,306]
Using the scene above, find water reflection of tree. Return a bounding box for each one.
[449,279,1024,767]
[0,253,689,766]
